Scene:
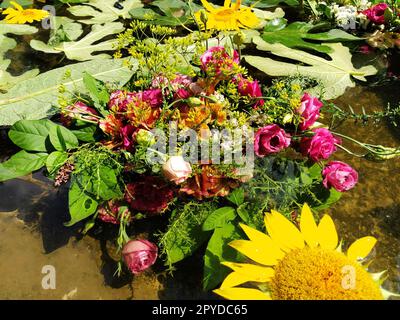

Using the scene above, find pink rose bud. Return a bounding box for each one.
[300,128,341,162]
[322,161,358,192]
[162,156,192,184]
[64,101,98,122]
[363,3,389,25]
[254,124,291,157]
[236,75,264,108]
[297,93,323,130]
[122,240,158,274]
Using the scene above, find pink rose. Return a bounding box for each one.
[138,89,163,108]
[162,156,192,184]
[108,90,135,112]
[122,240,158,274]
[236,75,264,108]
[297,93,323,130]
[363,3,389,25]
[200,46,239,76]
[300,128,341,162]
[63,101,98,122]
[121,125,138,151]
[254,124,291,157]
[322,161,358,192]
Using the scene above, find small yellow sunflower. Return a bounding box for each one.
[2,1,49,24]
[195,0,260,31]
[214,204,397,300]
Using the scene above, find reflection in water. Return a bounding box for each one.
[0,84,399,299]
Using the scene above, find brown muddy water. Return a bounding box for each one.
[0,82,399,299]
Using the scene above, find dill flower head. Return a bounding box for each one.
[2,1,49,24]
[195,0,260,31]
[214,204,398,300]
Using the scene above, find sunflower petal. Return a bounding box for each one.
[201,0,215,12]
[214,287,271,300]
[220,267,274,289]
[299,203,318,248]
[224,0,232,7]
[221,262,274,283]
[347,236,377,261]
[264,210,304,251]
[317,214,338,250]
[229,240,282,266]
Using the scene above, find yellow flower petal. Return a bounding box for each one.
[214,287,271,300]
[229,240,281,266]
[347,236,377,261]
[300,203,319,248]
[200,0,215,12]
[264,210,304,252]
[10,1,23,11]
[224,0,232,7]
[220,262,274,288]
[317,214,338,250]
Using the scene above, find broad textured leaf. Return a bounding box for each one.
[262,22,361,54]
[68,0,143,24]
[203,223,242,291]
[0,58,136,126]
[203,207,237,231]
[65,177,98,226]
[47,16,84,45]
[0,151,47,182]
[30,22,125,61]
[49,125,79,151]
[0,23,39,92]
[242,0,299,7]
[244,38,377,100]
[8,119,56,152]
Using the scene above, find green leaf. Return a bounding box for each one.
[313,188,342,211]
[227,188,244,206]
[8,119,56,152]
[0,23,39,92]
[70,122,98,142]
[244,39,377,100]
[0,58,136,126]
[47,16,84,45]
[46,151,68,176]
[237,203,252,226]
[49,125,79,151]
[159,202,218,267]
[203,222,242,291]
[0,0,33,9]
[0,151,47,182]
[65,176,99,226]
[68,0,143,24]
[261,22,361,54]
[87,165,122,200]
[30,22,125,61]
[83,72,110,109]
[203,207,236,231]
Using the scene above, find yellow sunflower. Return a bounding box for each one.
[214,203,397,300]
[195,0,260,31]
[2,1,49,24]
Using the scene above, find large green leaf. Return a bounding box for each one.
[202,207,237,231]
[244,38,377,100]
[0,58,136,126]
[49,125,79,151]
[8,119,56,152]
[0,151,48,182]
[203,222,242,291]
[30,22,125,61]
[65,176,99,226]
[0,23,39,92]
[68,0,143,24]
[242,0,299,7]
[262,22,361,54]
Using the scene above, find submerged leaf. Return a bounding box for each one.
[30,22,125,61]
[244,38,377,100]
[0,58,136,126]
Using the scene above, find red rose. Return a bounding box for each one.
[125,176,175,215]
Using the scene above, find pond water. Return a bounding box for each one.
[0,81,399,299]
